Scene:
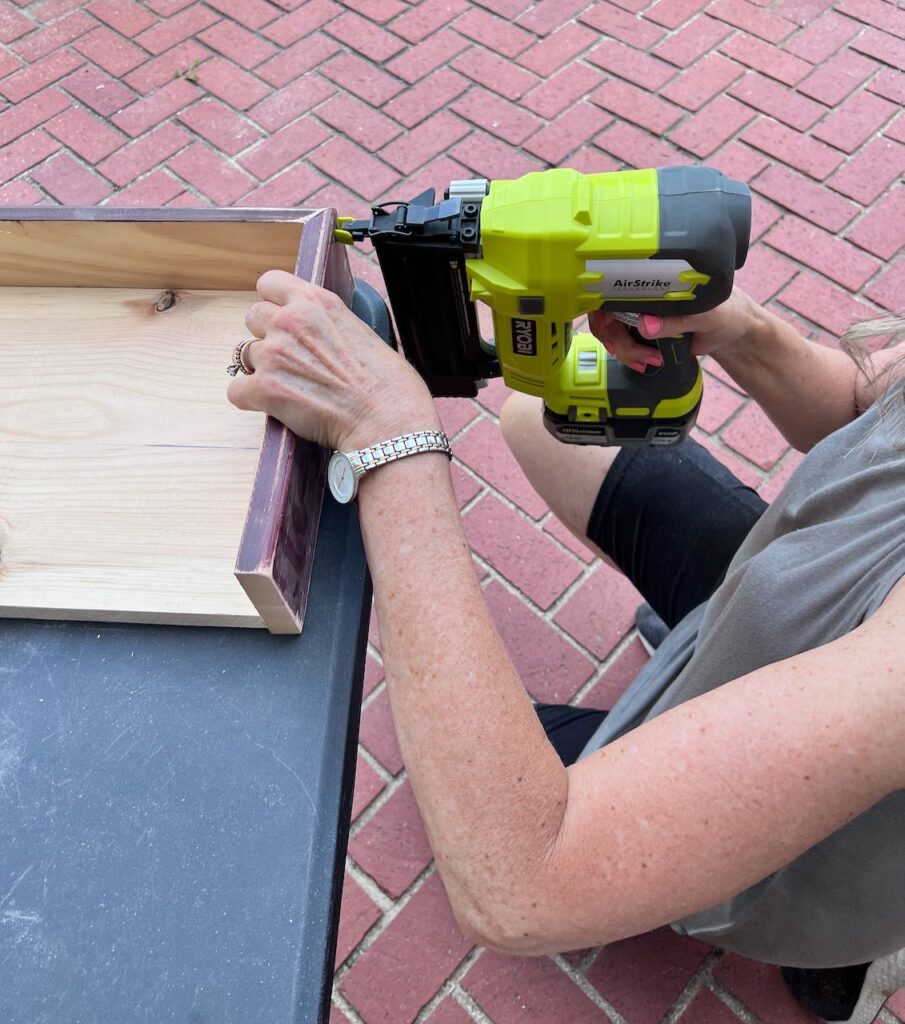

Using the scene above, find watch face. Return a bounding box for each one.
[328,452,357,503]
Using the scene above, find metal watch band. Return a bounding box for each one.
[347,430,452,475]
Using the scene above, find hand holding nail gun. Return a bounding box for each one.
[340,166,751,447]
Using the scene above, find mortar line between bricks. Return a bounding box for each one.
[343,856,395,917]
[706,973,769,1024]
[661,947,724,1024]
[334,860,439,982]
[569,626,644,708]
[347,765,406,840]
[410,946,487,1024]
[331,987,370,1024]
[550,950,628,1024]
[355,741,395,788]
[453,983,506,1024]
[359,675,386,714]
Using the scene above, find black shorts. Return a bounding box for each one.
[537,438,767,765]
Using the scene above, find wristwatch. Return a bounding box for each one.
[327,429,452,504]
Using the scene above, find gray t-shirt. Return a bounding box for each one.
[580,385,905,967]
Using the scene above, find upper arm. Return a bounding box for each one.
[510,578,905,956]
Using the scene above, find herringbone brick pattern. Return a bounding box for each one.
[2,1,903,1022]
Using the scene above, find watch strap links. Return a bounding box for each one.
[347,429,452,474]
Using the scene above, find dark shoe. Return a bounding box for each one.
[635,603,669,655]
[781,964,871,1021]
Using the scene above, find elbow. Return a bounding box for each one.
[447,884,563,958]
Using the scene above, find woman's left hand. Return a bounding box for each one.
[227,270,440,451]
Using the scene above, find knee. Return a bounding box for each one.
[499,390,545,467]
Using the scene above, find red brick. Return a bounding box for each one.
[775,218,880,293]
[851,27,905,68]
[646,0,709,29]
[359,688,403,776]
[465,495,583,608]
[86,0,156,36]
[247,74,335,132]
[715,954,817,1024]
[391,0,467,43]
[13,11,95,62]
[517,22,595,78]
[348,780,432,898]
[719,34,810,86]
[46,105,125,163]
[181,98,264,156]
[204,0,278,29]
[554,564,640,660]
[0,6,33,43]
[868,68,905,106]
[838,0,905,36]
[0,49,23,81]
[334,872,381,969]
[135,5,220,54]
[708,141,769,182]
[671,95,756,158]
[797,48,876,105]
[681,989,742,1024]
[709,0,795,42]
[98,122,190,184]
[749,195,782,241]
[0,89,70,148]
[105,169,184,206]
[743,120,843,180]
[309,137,400,202]
[579,636,650,709]
[0,48,84,103]
[262,0,340,43]
[524,101,611,165]
[168,141,255,204]
[888,989,905,1020]
[34,0,97,18]
[694,431,763,488]
[864,260,904,313]
[454,8,533,57]
[256,34,339,87]
[341,874,471,1024]
[123,39,210,94]
[238,117,329,178]
[324,11,405,61]
[696,372,747,434]
[195,57,270,111]
[382,111,471,174]
[32,151,112,204]
[588,39,675,90]
[734,243,798,304]
[387,28,470,84]
[236,163,327,206]
[660,54,744,111]
[578,2,665,48]
[887,112,905,145]
[386,74,467,135]
[778,273,874,337]
[828,137,905,204]
[542,514,597,564]
[465,952,605,1023]
[469,0,531,17]
[61,66,136,118]
[729,73,824,131]
[759,449,805,503]
[485,580,595,701]
[591,80,682,135]
[363,653,384,700]
[346,0,407,22]
[423,998,472,1024]
[453,417,545,518]
[452,130,544,178]
[595,121,687,170]
[0,179,43,204]
[449,460,482,510]
[810,90,892,153]
[752,163,858,232]
[776,0,829,18]
[113,78,198,136]
[146,0,196,12]
[320,94,403,154]
[75,25,149,77]
[0,129,59,184]
[654,15,733,68]
[320,52,403,106]
[783,11,861,63]
[516,0,588,35]
[196,20,276,69]
[846,189,905,261]
[351,752,385,820]
[720,400,789,470]
[433,394,480,439]
[451,88,541,147]
[522,63,601,119]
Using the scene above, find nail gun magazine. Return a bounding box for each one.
[340,166,750,447]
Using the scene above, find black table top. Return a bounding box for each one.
[0,493,371,1024]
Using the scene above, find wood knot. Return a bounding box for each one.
[155,290,177,312]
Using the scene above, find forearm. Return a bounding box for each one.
[357,451,568,938]
[713,300,860,452]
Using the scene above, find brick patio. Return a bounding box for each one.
[2,0,903,1021]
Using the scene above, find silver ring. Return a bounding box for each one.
[227,339,256,376]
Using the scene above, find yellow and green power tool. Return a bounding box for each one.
[340,166,751,446]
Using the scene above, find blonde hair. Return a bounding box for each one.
[840,315,905,443]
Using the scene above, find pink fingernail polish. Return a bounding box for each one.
[646,352,663,367]
[642,314,662,336]
[630,360,647,373]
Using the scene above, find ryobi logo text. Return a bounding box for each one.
[511,318,538,356]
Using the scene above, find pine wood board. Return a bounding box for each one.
[0,286,267,628]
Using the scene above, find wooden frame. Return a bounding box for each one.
[0,206,351,635]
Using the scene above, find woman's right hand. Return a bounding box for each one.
[587,286,764,371]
